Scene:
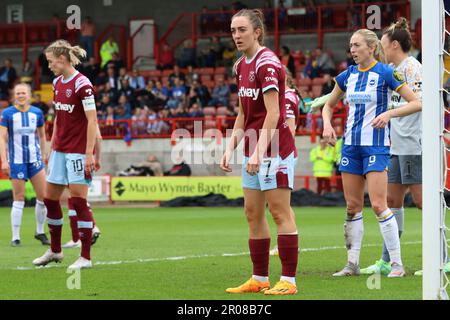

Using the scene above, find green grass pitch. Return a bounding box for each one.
[0,206,425,300]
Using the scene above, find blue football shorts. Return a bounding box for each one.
[10,160,44,180]
[339,145,390,176]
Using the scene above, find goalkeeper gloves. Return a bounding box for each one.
[305,93,331,113]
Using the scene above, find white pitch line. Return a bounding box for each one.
[9,241,422,271]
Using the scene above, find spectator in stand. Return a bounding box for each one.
[100,35,119,68]
[158,43,176,70]
[164,156,191,176]
[278,0,288,30]
[321,73,335,96]
[33,94,49,116]
[167,77,187,109]
[94,70,107,86]
[315,47,336,76]
[222,40,238,69]
[0,59,17,99]
[104,52,125,76]
[263,0,274,27]
[208,78,230,106]
[19,60,34,88]
[80,17,96,58]
[131,106,148,135]
[188,103,205,118]
[280,45,296,76]
[100,81,119,103]
[185,65,199,87]
[217,5,231,33]
[97,94,114,118]
[188,80,211,107]
[117,94,133,119]
[200,6,214,35]
[129,69,146,91]
[231,1,248,11]
[118,78,135,105]
[146,107,159,134]
[302,51,314,78]
[38,50,53,84]
[106,66,119,89]
[117,67,130,89]
[228,76,238,93]
[201,36,223,68]
[80,57,100,84]
[152,80,170,104]
[346,48,356,67]
[178,40,197,68]
[309,136,335,195]
[169,65,186,86]
[152,109,171,134]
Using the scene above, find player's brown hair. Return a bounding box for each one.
[232,9,266,45]
[45,39,87,66]
[285,67,305,109]
[382,17,412,53]
[353,29,385,63]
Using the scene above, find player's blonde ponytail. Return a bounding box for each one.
[354,29,385,63]
[45,39,87,66]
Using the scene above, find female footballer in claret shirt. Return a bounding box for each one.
[220,9,298,295]
[32,40,98,270]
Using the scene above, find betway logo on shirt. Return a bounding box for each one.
[238,87,260,100]
[54,101,75,113]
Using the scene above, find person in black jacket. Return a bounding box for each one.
[0,59,17,99]
[164,156,191,176]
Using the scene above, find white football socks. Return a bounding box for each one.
[377,208,402,266]
[11,201,25,241]
[35,199,47,235]
[345,211,364,266]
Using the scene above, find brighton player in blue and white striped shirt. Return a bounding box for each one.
[0,83,49,246]
[321,29,421,277]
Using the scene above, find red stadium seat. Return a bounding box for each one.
[161,76,170,86]
[312,77,325,85]
[214,67,226,74]
[297,78,312,86]
[200,74,212,82]
[162,69,173,76]
[140,70,162,79]
[214,74,225,82]
[216,106,228,116]
[298,85,310,93]
[203,106,217,117]
[198,68,214,75]
[204,119,217,129]
[203,80,215,90]
[0,100,9,108]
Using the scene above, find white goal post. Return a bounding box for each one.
[422,0,449,300]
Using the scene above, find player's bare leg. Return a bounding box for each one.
[333,173,364,276]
